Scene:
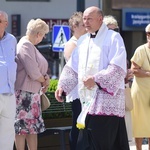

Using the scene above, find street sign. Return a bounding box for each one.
[52,25,71,52]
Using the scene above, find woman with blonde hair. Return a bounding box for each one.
[15,18,50,150]
[103,15,119,32]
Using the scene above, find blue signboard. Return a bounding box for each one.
[126,12,150,27]
[122,8,150,31]
[52,25,71,52]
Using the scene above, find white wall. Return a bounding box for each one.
[0,0,101,37]
[0,0,76,36]
[85,0,100,9]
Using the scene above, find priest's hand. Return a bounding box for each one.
[83,76,96,90]
[55,88,65,102]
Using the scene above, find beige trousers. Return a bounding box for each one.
[0,94,16,150]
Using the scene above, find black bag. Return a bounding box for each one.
[76,129,97,150]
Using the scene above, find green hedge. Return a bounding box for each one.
[42,79,72,119]
[47,79,58,92]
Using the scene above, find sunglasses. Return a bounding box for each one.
[146,32,150,36]
[109,28,119,32]
[113,28,120,32]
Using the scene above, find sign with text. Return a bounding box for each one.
[126,12,150,27]
[122,8,150,31]
[42,19,69,31]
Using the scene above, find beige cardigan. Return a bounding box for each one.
[15,37,48,93]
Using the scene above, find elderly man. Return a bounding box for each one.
[0,10,17,150]
[55,6,129,150]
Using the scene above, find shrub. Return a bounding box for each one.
[43,79,72,119]
[47,79,58,92]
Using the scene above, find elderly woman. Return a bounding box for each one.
[131,23,150,150]
[103,15,119,32]
[14,18,50,150]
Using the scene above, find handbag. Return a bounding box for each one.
[76,129,97,150]
[125,84,133,111]
[41,93,50,111]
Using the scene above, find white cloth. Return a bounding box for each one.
[0,94,16,150]
[69,23,127,90]
[76,24,108,127]
[65,37,79,102]
[66,23,127,117]
[78,23,108,106]
[125,111,133,141]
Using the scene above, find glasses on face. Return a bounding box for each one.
[146,32,150,36]
[0,20,7,23]
[113,28,119,32]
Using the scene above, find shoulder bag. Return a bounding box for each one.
[41,93,51,111]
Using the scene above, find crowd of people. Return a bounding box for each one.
[0,5,150,150]
[55,6,150,150]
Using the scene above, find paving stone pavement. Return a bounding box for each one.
[129,139,148,150]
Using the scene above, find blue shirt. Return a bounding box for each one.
[0,32,17,94]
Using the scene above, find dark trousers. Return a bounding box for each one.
[69,99,81,150]
[76,115,130,150]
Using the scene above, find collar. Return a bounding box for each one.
[90,30,98,38]
[0,31,7,40]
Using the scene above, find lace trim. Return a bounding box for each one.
[94,64,125,95]
[66,85,79,102]
[58,65,78,95]
[88,89,125,117]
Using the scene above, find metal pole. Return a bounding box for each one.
[59,52,65,78]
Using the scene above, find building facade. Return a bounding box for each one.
[1,0,150,76]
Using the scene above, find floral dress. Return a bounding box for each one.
[15,90,45,135]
